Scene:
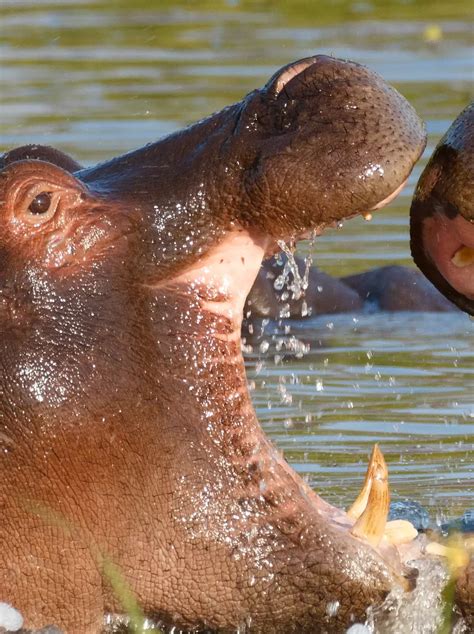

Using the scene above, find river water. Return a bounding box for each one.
[0,0,472,528]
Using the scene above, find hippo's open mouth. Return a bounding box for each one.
[174,180,426,579]
[422,211,474,300]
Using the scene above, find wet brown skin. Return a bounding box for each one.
[0,56,426,633]
[410,102,474,315]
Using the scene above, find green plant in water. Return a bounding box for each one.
[433,533,471,634]
[102,557,163,634]
[25,501,163,634]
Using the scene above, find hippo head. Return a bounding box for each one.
[1,55,425,280]
[0,56,428,632]
[410,103,474,315]
[0,57,425,347]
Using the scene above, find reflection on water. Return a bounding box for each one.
[1,0,473,521]
[244,312,473,520]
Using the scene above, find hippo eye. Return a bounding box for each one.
[20,187,61,225]
[28,192,53,215]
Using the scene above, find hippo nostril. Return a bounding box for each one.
[269,57,319,96]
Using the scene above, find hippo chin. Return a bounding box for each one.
[410,102,474,315]
[0,56,427,633]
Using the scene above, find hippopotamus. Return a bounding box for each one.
[409,102,474,627]
[410,102,474,316]
[0,55,428,633]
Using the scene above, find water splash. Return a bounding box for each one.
[274,238,313,302]
[363,558,467,634]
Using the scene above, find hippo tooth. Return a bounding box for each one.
[451,245,474,268]
[383,519,418,545]
[350,445,389,547]
[347,443,383,520]
[362,212,373,221]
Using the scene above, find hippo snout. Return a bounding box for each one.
[229,55,426,240]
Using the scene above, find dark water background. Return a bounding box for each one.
[1,0,473,521]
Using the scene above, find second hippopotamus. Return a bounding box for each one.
[410,102,474,315]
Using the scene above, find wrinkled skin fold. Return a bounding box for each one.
[0,56,427,633]
[410,102,474,315]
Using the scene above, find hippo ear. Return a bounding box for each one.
[0,145,82,173]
